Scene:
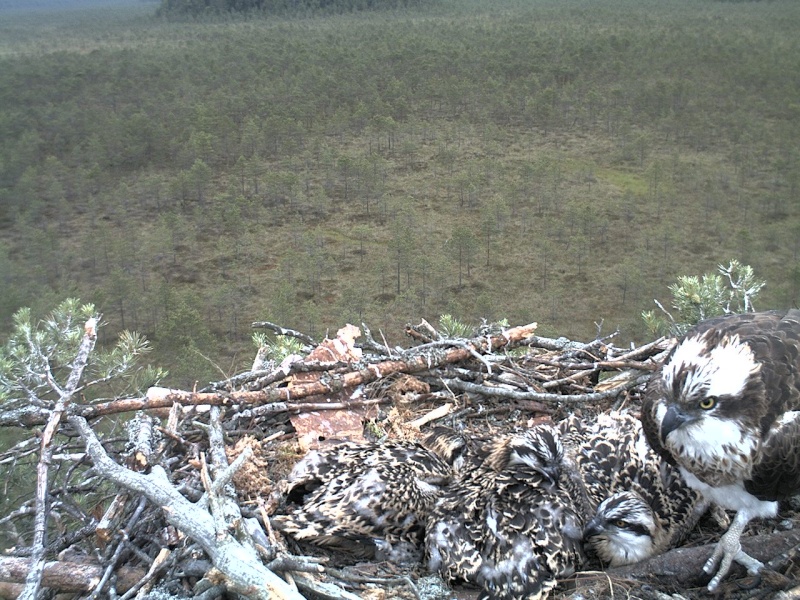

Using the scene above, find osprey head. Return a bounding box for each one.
[583,491,658,566]
[649,329,763,483]
[421,427,472,472]
[506,425,563,483]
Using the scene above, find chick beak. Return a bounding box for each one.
[583,519,603,541]
[540,464,561,484]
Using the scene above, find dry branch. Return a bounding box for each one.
[66,414,304,600]
[0,557,146,594]
[146,322,539,405]
[21,318,97,600]
[607,528,800,589]
[251,320,318,347]
[441,374,649,404]
[0,322,667,428]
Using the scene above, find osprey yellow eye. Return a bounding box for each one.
[699,396,717,410]
[614,520,627,528]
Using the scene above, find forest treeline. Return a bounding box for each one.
[0,0,799,387]
[157,0,432,18]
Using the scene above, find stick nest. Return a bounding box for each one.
[0,320,797,600]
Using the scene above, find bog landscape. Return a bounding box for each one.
[1,0,799,387]
[0,1,799,599]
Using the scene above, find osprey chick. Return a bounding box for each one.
[583,490,662,567]
[642,309,800,591]
[560,411,706,566]
[426,425,585,600]
[273,438,456,561]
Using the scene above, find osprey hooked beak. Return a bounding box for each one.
[659,405,691,444]
[539,463,562,484]
[582,518,604,541]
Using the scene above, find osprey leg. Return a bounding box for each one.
[703,511,764,592]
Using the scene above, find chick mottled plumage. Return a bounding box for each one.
[425,425,585,600]
[273,437,456,560]
[275,410,709,597]
[561,411,707,567]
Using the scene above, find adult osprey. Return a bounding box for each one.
[641,309,800,591]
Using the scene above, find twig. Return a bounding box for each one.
[441,374,648,404]
[325,567,422,599]
[199,406,249,531]
[20,317,98,600]
[411,340,494,374]
[543,359,658,373]
[0,505,36,527]
[203,368,275,391]
[203,360,353,393]
[542,369,595,390]
[359,322,392,355]
[236,397,391,419]
[251,321,317,347]
[403,326,434,344]
[117,548,173,600]
[406,403,453,429]
[0,437,40,464]
[266,555,325,574]
[291,572,363,600]
[89,496,148,600]
[404,319,442,344]
[128,413,155,472]
[523,334,598,353]
[611,336,672,361]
